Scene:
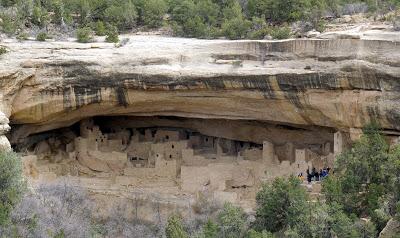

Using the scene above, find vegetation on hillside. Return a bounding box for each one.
[0,152,25,227]
[3,124,397,237]
[164,123,400,237]
[36,31,48,41]
[0,124,398,236]
[0,0,399,41]
[323,123,400,233]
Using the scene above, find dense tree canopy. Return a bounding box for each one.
[1,0,399,40]
[324,124,390,216]
[322,123,400,236]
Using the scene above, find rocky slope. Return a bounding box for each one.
[1,27,400,147]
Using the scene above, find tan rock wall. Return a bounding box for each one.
[2,36,400,147]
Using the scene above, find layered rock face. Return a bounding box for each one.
[0,33,399,143]
[1,31,400,222]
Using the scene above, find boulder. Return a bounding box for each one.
[0,135,11,152]
[0,112,9,125]
[379,219,400,238]
[34,140,51,155]
[306,30,320,38]
[264,35,272,40]
[341,15,352,23]
[77,152,110,172]
[0,124,10,134]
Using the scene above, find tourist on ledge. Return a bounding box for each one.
[306,169,312,183]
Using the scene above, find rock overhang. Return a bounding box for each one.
[0,34,400,144]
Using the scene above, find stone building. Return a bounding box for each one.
[21,118,339,208]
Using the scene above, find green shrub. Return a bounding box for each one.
[247,16,268,39]
[354,219,377,238]
[329,123,390,216]
[53,229,65,238]
[36,32,48,41]
[269,26,292,40]
[304,0,327,32]
[182,16,207,38]
[17,32,29,41]
[0,0,18,7]
[105,25,119,43]
[51,0,66,25]
[104,1,138,30]
[251,173,366,237]
[194,0,219,26]
[201,219,219,238]
[315,20,326,33]
[171,22,185,36]
[0,13,18,35]
[94,21,106,36]
[308,202,361,238]
[321,175,343,205]
[325,0,342,17]
[141,0,168,28]
[247,0,306,24]
[247,229,275,238]
[222,0,243,21]
[76,27,93,43]
[71,0,91,24]
[220,1,250,40]
[0,46,7,55]
[221,17,251,40]
[388,144,400,219]
[396,202,400,220]
[253,176,308,233]
[218,203,247,238]
[170,0,196,25]
[320,122,400,234]
[90,223,107,237]
[248,29,267,39]
[371,205,390,234]
[165,215,188,238]
[1,0,399,40]
[0,152,25,226]
[170,0,220,38]
[32,5,50,27]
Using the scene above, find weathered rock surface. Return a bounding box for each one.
[2,29,399,224]
[77,152,110,172]
[0,29,400,144]
[0,111,10,151]
[379,219,400,238]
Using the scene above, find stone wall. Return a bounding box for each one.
[18,117,341,212]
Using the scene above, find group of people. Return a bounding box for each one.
[298,167,332,183]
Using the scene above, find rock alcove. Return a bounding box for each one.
[9,116,337,207]
[1,34,400,221]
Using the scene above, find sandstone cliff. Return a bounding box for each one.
[1,27,400,228]
[1,29,400,146]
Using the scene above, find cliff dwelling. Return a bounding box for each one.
[1,29,400,230]
[9,115,343,210]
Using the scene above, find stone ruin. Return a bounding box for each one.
[19,117,343,211]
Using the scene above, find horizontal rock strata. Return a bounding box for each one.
[0,34,399,143]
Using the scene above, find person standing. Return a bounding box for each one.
[306,169,311,184]
[311,167,316,181]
